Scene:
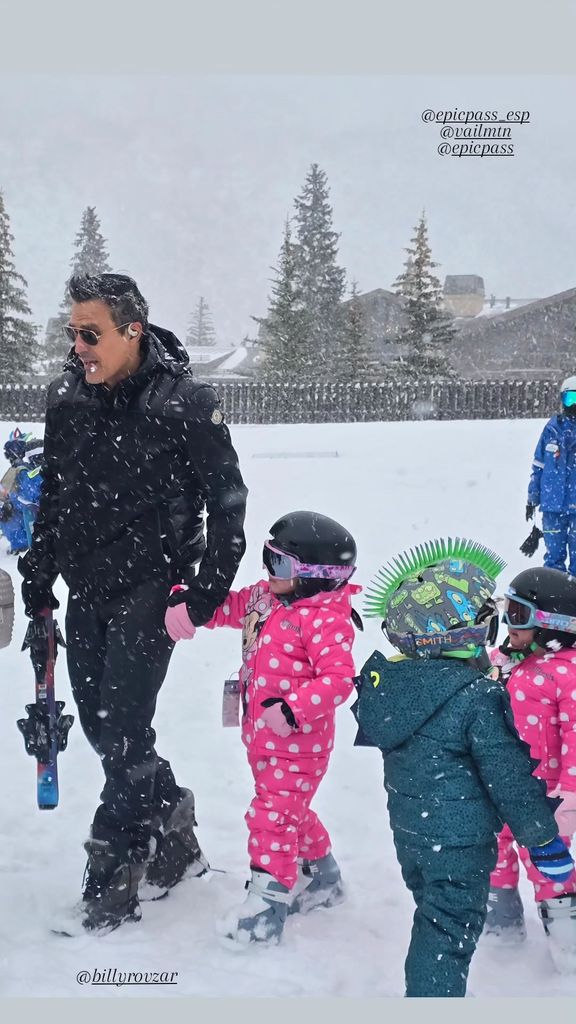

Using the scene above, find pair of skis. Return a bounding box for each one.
[17,609,74,809]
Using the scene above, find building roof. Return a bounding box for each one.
[444,275,485,295]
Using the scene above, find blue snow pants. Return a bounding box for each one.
[542,511,576,575]
[395,836,498,998]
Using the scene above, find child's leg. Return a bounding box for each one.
[245,753,327,889]
[542,512,569,572]
[489,824,521,889]
[396,837,497,998]
[518,837,576,901]
[297,756,332,860]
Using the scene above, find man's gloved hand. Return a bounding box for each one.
[20,581,59,620]
[549,786,576,837]
[165,585,197,641]
[525,502,536,522]
[528,835,575,883]
[260,697,298,737]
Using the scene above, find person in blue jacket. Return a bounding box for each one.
[526,376,576,573]
[0,431,44,553]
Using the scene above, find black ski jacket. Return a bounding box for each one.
[19,325,248,625]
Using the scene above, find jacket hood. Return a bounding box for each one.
[257,579,361,609]
[357,650,480,752]
[285,580,361,609]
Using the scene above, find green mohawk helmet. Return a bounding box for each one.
[364,538,506,659]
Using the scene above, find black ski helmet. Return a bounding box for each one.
[506,567,576,648]
[267,511,357,599]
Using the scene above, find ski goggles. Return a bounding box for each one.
[562,390,576,408]
[502,590,576,634]
[263,540,356,582]
[63,322,133,347]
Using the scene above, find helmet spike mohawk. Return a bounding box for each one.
[363,537,506,619]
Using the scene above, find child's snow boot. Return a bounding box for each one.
[483,886,527,943]
[217,868,291,946]
[538,895,576,974]
[288,852,345,915]
[141,787,209,899]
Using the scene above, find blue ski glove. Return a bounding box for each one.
[528,836,575,883]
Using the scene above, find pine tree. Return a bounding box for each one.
[392,212,456,379]
[186,296,217,348]
[0,191,38,384]
[337,281,377,382]
[292,163,347,379]
[43,206,112,375]
[254,219,311,382]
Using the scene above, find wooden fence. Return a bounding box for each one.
[0,379,560,424]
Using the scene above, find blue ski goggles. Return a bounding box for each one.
[502,590,576,634]
[562,390,576,409]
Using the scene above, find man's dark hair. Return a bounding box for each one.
[67,273,149,331]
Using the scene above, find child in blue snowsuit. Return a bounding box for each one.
[354,538,575,998]
[526,375,576,573]
[0,432,44,554]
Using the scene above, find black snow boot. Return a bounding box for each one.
[140,787,209,899]
[52,838,145,937]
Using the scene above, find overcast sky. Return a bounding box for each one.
[1,74,574,346]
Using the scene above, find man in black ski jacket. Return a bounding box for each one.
[19,273,248,934]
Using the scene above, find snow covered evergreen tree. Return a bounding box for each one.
[337,281,377,382]
[70,206,112,277]
[43,206,112,375]
[392,212,456,379]
[186,296,217,348]
[254,219,311,382]
[292,163,347,379]
[0,191,38,384]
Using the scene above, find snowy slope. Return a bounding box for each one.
[1,417,575,998]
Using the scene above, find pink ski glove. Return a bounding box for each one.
[259,700,296,738]
[550,786,576,836]
[165,585,197,641]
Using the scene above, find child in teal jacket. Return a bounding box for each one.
[355,538,574,998]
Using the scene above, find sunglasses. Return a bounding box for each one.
[562,391,576,408]
[262,540,356,582]
[63,322,133,347]
[502,591,576,634]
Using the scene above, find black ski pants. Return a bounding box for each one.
[65,578,181,860]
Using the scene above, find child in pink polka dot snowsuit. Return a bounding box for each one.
[208,511,360,944]
[486,567,576,951]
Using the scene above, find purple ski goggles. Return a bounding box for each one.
[263,540,356,582]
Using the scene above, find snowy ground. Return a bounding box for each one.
[1,416,575,998]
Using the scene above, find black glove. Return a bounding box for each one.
[525,502,536,522]
[0,499,14,522]
[21,581,59,620]
[520,525,544,557]
[260,696,298,729]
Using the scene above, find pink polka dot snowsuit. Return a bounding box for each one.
[489,645,576,900]
[205,580,360,888]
